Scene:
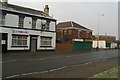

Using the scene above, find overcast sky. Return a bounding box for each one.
[8,0,119,39]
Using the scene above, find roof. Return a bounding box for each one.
[0,2,55,20]
[57,21,92,31]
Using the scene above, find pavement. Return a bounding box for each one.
[1,49,119,78]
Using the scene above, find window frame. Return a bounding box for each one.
[32,18,37,29]
[18,15,25,28]
[0,12,6,25]
[40,36,52,47]
[12,35,28,47]
[41,20,50,30]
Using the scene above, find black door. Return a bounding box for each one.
[2,33,7,53]
[0,33,2,53]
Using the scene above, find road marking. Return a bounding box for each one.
[98,57,108,59]
[39,71,49,73]
[22,66,67,76]
[27,58,48,61]
[22,71,49,76]
[5,74,19,78]
[5,66,67,78]
[84,62,92,65]
[67,55,79,58]
[22,72,35,76]
[27,57,63,61]
[27,55,81,62]
[2,60,16,63]
[3,54,81,63]
[49,66,66,72]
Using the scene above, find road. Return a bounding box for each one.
[2,49,119,78]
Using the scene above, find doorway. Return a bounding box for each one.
[30,36,37,52]
[2,33,7,53]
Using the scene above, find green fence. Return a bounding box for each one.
[73,41,92,51]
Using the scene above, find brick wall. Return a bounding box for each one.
[56,43,73,52]
[56,29,92,43]
[98,36,116,41]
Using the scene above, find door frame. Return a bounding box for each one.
[30,35,38,52]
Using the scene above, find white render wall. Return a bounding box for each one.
[36,19,42,29]
[5,14,19,27]
[24,17,32,28]
[50,21,56,31]
[92,40,106,48]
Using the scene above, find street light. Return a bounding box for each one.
[97,14,104,50]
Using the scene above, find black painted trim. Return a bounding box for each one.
[5,49,55,53]
[41,36,52,38]
[29,35,39,37]
[12,34,29,36]
[11,46,28,47]
[40,46,52,47]
[1,26,56,33]
[1,9,57,21]
[37,49,55,51]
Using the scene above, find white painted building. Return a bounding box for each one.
[92,40,107,49]
[110,43,117,48]
[0,1,56,53]
[93,40,118,49]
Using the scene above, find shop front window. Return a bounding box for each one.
[12,35,27,46]
[41,37,52,47]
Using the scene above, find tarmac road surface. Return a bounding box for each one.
[2,49,119,78]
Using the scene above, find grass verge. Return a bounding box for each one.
[89,67,119,78]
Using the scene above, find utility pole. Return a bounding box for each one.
[97,14,104,50]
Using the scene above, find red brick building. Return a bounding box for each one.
[94,35,116,41]
[56,21,92,43]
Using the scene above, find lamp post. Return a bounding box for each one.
[97,14,104,50]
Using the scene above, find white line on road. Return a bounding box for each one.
[26,58,48,61]
[5,66,67,78]
[26,56,63,61]
[21,66,67,76]
[22,71,49,76]
[84,62,92,65]
[2,60,17,63]
[39,71,49,73]
[49,66,66,72]
[3,54,81,63]
[5,74,19,78]
[66,55,78,57]
[98,57,108,59]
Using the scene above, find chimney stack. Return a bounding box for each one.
[1,0,8,6]
[44,5,49,15]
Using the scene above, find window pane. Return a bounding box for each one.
[23,40,27,45]
[12,39,17,45]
